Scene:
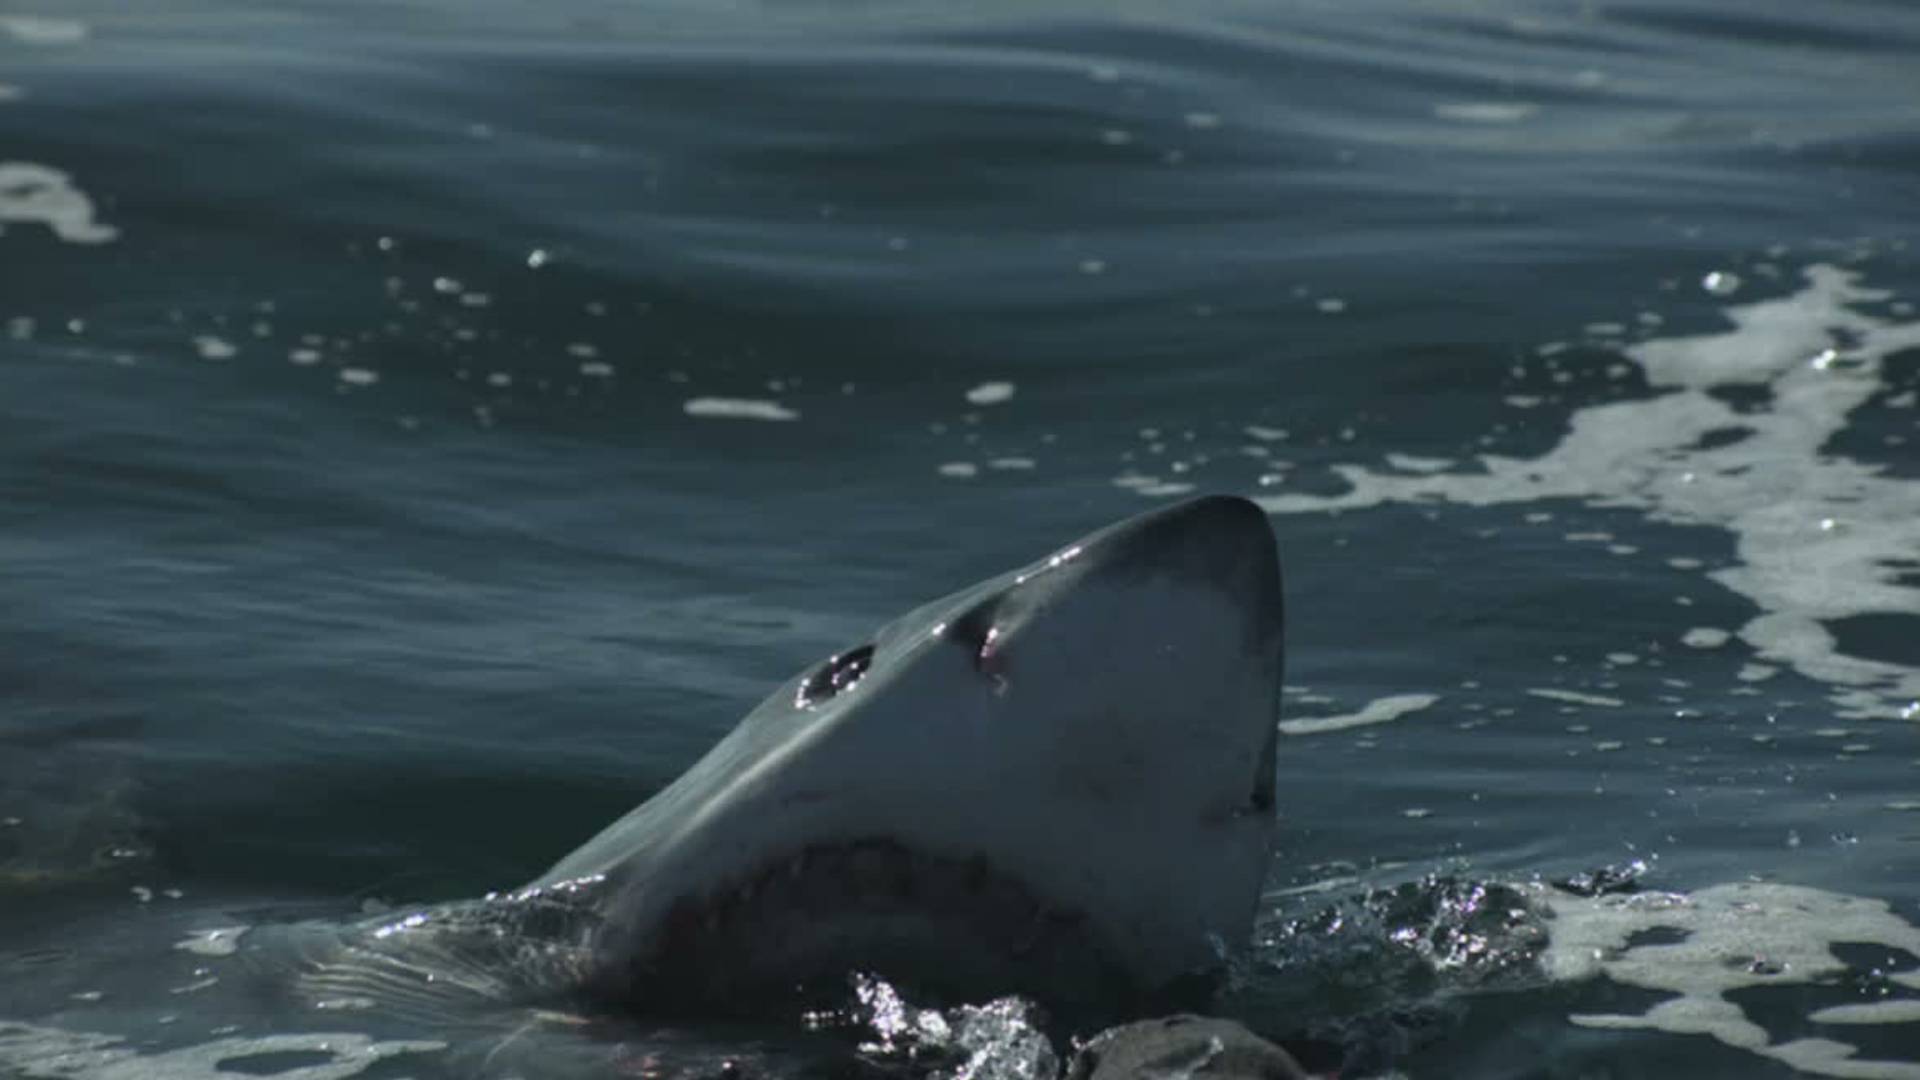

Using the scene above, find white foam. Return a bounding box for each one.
[1113,472,1197,498]
[0,16,88,44]
[1682,627,1731,648]
[1542,881,1920,1078]
[965,381,1016,405]
[1279,693,1439,735]
[1384,453,1454,473]
[1810,1001,1920,1025]
[1434,101,1540,123]
[172,926,247,958]
[191,336,236,360]
[1257,265,1920,719]
[683,396,799,422]
[0,162,118,244]
[1527,688,1624,707]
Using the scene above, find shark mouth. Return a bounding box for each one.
[617,839,1141,1019]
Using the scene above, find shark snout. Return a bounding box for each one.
[1083,495,1284,656]
[1101,496,1284,831]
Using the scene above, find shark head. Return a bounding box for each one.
[534,495,1283,1020]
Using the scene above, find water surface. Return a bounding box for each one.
[4,1,1919,1076]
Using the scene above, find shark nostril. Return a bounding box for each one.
[795,644,875,708]
[946,595,999,651]
[977,627,1013,696]
[942,595,1012,688]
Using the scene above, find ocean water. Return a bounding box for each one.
[4,1,1919,1077]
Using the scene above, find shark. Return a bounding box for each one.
[0,494,1285,1079]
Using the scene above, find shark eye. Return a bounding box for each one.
[795,644,875,708]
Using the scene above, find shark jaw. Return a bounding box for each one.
[536,495,1284,1020]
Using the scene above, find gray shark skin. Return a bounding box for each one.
[0,495,1284,1080]
[525,493,1285,1020]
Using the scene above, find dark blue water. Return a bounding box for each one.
[5,2,1920,1077]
